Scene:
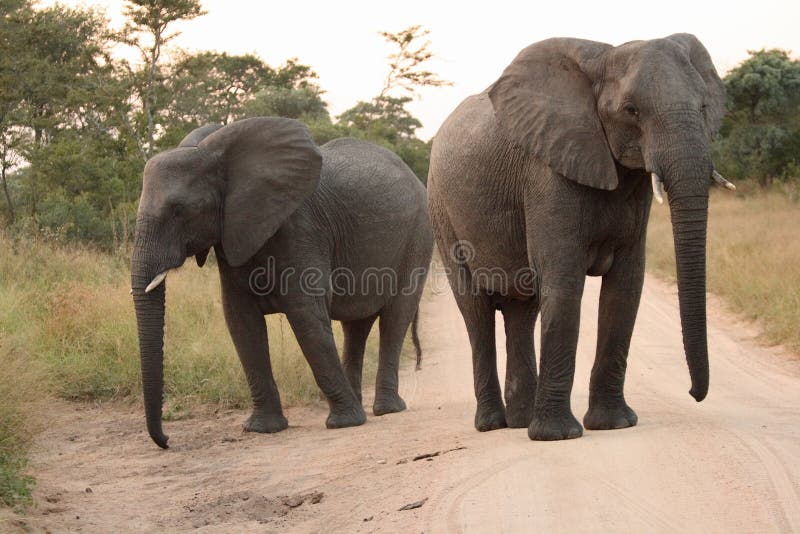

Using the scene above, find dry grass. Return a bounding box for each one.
[0,345,43,507]
[646,185,800,352]
[0,231,413,504]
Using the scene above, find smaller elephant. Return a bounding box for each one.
[131,117,433,448]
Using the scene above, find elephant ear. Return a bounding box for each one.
[489,38,617,190]
[178,124,223,147]
[667,34,727,136]
[200,117,322,267]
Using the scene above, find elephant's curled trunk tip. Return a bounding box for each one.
[149,426,169,449]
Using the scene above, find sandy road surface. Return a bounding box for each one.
[8,275,800,532]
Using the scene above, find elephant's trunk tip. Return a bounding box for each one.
[148,426,169,449]
[689,383,708,403]
[688,360,709,402]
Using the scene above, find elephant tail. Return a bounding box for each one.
[412,309,422,370]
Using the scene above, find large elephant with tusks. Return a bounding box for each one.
[427,34,734,440]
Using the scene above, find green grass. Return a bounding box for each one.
[0,344,41,507]
[647,184,800,352]
[0,230,413,505]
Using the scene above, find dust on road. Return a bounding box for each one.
[8,275,800,532]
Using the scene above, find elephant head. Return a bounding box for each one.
[130,117,322,448]
[489,34,730,402]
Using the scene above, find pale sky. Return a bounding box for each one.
[45,0,800,140]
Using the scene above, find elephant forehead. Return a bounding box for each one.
[145,148,202,179]
[607,42,704,103]
[141,149,214,205]
[144,149,212,186]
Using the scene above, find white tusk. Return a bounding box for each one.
[651,173,665,205]
[712,170,736,191]
[129,288,133,295]
[145,272,167,293]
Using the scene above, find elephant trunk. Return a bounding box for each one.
[658,144,711,402]
[668,188,709,401]
[131,219,170,449]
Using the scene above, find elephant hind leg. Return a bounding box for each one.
[500,298,539,428]
[372,300,417,416]
[431,209,506,431]
[341,315,378,403]
[285,304,366,430]
[458,292,506,431]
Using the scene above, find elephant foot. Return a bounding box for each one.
[583,400,638,430]
[243,411,288,434]
[474,399,507,432]
[504,399,535,428]
[373,391,407,416]
[326,403,367,429]
[528,409,583,441]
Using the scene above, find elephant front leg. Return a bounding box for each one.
[286,306,367,429]
[222,296,288,434]
[529,277,584,441]
[583,247,643,430]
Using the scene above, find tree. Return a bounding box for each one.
[120,0,206,160]
[243,87,329,122]
[167,51,269,127]
[377,25,452,98]
[0,2,114,217]
[0,133,20,224]
[724,49,800,124]
[0,0,30,222]
[336,26,449,182]
[714,49,800,186]
[337,96,421,140]
[268,58,322,90]
[1,1,338,244]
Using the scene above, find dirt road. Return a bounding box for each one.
[11,275,800,532]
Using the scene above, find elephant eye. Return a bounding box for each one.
[171,204,185,218]
[623,103,639,118]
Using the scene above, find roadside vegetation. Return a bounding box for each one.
[0,231,408,505]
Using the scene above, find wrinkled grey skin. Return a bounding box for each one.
[428,34,725,441]
[131,117,433,448]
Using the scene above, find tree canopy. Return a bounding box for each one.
[714,49,800,186]
[0,3,444,247]
[7,1,795,249]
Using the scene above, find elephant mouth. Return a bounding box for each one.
[618,145,644,168]
[139,253,191,292]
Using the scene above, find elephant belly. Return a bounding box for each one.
[468,253,534,299]
[329,292,387,322]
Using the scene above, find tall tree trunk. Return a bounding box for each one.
[143,22,162,161]
[1,163,14,224]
